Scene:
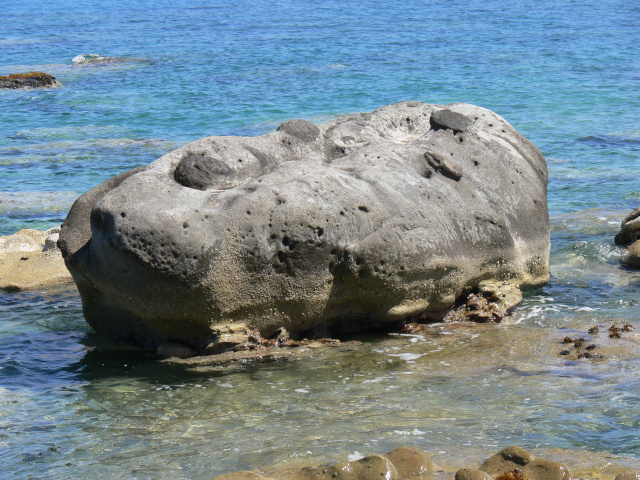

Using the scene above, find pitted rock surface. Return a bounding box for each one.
[59,102,550,347]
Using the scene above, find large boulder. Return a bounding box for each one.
[59,102,550,347]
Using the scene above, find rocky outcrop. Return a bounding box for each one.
[479,446,571,480]
[0,226,72,291]
[0,72,60,89]
[212,445,575,480]
[615,207,640,269]
[59,102,550,347]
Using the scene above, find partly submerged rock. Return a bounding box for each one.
[614,207,640,269]
[0,72,60,89]
[0,226,72,291]
[298,455,398,480]
[59,101,550,347]
[479,446,571,480]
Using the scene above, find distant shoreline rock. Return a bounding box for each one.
[0,72,61,89]
[0,226,73,291]
[59,101,550,348]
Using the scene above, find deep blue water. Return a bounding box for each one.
[1,1,640,478]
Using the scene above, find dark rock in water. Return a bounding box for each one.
[615,207,640,246]
[479,446,571,480]
[0,72,60,89]
[59,102,550,348]
[615,207,640,269]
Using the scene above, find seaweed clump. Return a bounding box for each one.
[0,72,60,89]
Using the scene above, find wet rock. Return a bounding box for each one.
[615,471,640,480]
[444,282,523,323]
[297,454,398,480]
[479,446,571,480]
[456,468,494,480]
[614,207,640,246]
[59,102,550,347]
[213,472,267,480]
[156,341,195,359]
[384,446,437,477]
[0,226,72,291]
[614,207,640,269]
[621,240,640,269]
[0,72,61,89]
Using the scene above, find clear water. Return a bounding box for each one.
[1,0,640,478]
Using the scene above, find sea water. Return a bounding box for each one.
[1,0,639,478]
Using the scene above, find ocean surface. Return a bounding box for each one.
[1,0,640,478]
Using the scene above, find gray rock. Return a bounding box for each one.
[156,341,195,359]
[479,446,571,480]
[59,102,550,347]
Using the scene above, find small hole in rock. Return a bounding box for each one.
[358,206,369,213]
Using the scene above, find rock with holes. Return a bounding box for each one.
[59,101,550,347]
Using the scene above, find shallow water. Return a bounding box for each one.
[1,0,640,478]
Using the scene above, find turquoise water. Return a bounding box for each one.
[1,0,640,478]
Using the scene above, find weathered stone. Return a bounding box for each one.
[0,226,72,291]
[430,108,473,132]
[615,471,640,480]
[479,446,571,480]
[456,468,494,480]
[0,72,61,89]
[614,207,640,246]
[384,446,437,477]
[59,102,550,347]
[297,455,398,480]
[621,240,640,269]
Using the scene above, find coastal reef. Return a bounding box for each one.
[0,72,60,89]
[212,445,610,480]
[615,206,640,269]
[59,101,550,348]
[0,226,72,291]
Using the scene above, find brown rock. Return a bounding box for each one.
[621,240,640,269]
[384,446,437,477]
[213,472,267,480]
[615,471,640,480]
[456,468,494,480]
[297,454,398,480]
[0,72,61,89]
[479,446,571,480]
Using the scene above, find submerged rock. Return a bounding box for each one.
[59,102,550,347]
[0,226,72,291]
[479,446,571,480]
[0,72,60,89]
